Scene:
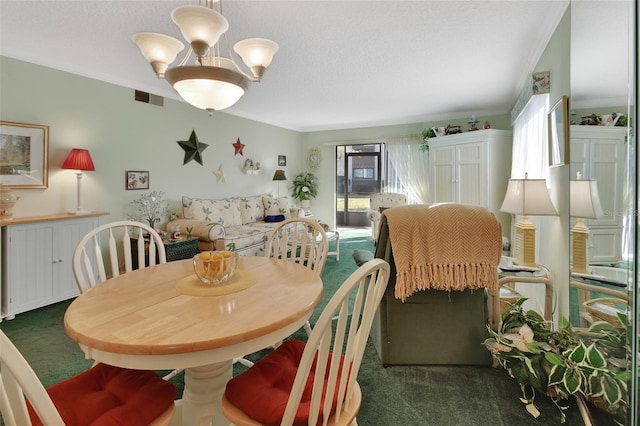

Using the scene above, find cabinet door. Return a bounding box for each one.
[588,227,622,265]
[569,139,589,180]
[570,130,624,228]
[455,142,485,206]
[4,223,55,316]
[430,146,456,203]
[570,127,625,264]
[56,217,98,300]
[588,140,624,228]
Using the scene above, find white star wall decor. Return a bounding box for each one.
[213,164,227,183]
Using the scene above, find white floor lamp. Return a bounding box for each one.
[62,148,95,215]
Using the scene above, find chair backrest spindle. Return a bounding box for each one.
[73,220,167,293]
[265,217,328,276]
[282,259,390,425]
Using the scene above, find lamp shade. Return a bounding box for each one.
[165,66,249,113]
[272,170,287,181]
[233,38,279,69]
[62,149,95,171]
[500,178,557,216]
[132,32,184,77]
[171,5,228,47]
[570,179,603,219]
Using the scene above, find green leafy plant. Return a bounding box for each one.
[419,128,436,152]
[290,172,319,201]
[484,298,630,423]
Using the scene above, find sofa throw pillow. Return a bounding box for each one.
[239,196,265,225]
[262,196,291,218]
[182,196,242,226]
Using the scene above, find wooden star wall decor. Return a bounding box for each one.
[232,138,245,156]
[177,130,208,165]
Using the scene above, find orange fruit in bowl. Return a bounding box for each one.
[193,250,238,285]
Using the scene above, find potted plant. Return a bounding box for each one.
[484,298,630,423]
[420,127,437,152]
[290,172,318,208]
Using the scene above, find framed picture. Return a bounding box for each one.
[548,96,569,167]
[126,170,150,190]
[0,121,49,188]
[278,155,286,166]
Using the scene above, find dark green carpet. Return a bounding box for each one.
[1,228,615,425]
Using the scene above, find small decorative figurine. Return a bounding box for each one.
[468,115,479,131]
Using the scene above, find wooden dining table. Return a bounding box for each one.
[64,255,323,426]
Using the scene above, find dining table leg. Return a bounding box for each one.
[179,360,233,426]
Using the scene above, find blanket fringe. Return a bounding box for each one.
[394,263,499,302]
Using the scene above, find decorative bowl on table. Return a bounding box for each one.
[193,250,238,285]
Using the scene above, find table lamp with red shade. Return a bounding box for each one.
[62,148,95,215]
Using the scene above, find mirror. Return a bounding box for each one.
[570,0,635,423]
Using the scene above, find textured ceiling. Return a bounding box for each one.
[0,0,632,132]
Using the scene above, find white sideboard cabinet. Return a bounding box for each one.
[1,212,108,319]
[428,129,513,237]
[570,125,627,265]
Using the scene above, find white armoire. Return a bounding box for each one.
[570,125,628,265]
[428,129,513,237]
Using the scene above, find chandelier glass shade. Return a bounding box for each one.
[132,1,278,115]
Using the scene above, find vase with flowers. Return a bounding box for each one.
[291,172,318,208]
[129,190,167,230]
[484,298,630,423]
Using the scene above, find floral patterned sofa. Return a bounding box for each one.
[166,195,302,256]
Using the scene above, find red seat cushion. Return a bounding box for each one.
[225,339,346,426]
[28,363,176,426]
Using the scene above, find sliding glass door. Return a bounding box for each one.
[336,144,382,227]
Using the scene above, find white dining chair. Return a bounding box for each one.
[234,217,329,368]
[265,216,329,278]
[71,220,181,380]
[72,220,167,294]
[222,258,390,426]
[0,330,176,426]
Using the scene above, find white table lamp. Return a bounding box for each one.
[570,172,603,273]
[62,148,95,215]
[500,174,557,267]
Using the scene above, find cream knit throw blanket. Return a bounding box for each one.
[383,204,502,301]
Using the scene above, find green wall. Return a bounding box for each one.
[0,56,303,224]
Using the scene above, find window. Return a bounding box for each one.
[353,168,374,179]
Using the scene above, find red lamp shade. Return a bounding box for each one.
[62,149,95,171]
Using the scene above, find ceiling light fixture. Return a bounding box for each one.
[132,0,278,116]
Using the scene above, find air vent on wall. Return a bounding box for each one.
[134,90,164,107]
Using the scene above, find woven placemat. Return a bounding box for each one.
[175,270,257,296]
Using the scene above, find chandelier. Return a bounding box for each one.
[132,0,278,115]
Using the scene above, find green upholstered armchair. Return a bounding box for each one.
[369,206,500,367]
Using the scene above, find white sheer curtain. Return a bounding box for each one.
[385,135,430,204]
[510,93,550,179]
[509,93,552,315]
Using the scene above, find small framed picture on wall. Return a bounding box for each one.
[278,155,287,166]
[126,170,149,190]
